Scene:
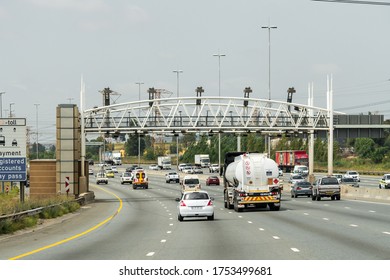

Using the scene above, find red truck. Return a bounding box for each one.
[275,150,308,172]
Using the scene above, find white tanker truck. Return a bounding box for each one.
[222,152,281,212]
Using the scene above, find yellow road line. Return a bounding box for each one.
[9,185,123,260]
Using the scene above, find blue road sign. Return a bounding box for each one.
[0,157,27,181]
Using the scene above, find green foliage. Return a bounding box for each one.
[371,147,388,164]
[125,134,146,156]
[355,138,375,158]
[0,195,80,235]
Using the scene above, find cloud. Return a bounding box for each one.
[123,5,150,24]
[28,0,108,12]
[312,63,341,75]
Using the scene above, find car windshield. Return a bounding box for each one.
[385,175,390,180]
[123,172,131,177]
[348,171,358,175]
[321,177,339,185]
[292,175,303,179]
[184,179,199,184]
[209,176,218,179]
[184,192,209,200]
[169,172,177,175]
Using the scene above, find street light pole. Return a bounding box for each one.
[173,70,183,98]
[135,82,144,167]
[213,52,226,99]
[262,23,277,157]
[0,92,5,118]
[173,70,183,167]
[34,103,40,159]
[261,23,277,101]
[213,51,226,171]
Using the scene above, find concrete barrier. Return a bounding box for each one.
[341,185,390,203]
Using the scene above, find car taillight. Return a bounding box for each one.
[296,187,301,190]
[238,192,247,197]
[271,191,278,195]
[180,200,186,207]
[207,200,213,206]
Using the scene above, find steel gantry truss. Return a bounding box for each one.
[83,96,337,135]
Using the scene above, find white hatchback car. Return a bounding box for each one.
[176,190,214,221]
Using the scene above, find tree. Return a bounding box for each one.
[355,138,375,158]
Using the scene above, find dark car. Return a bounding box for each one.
[206,176,220,186]
[291,181,312,198]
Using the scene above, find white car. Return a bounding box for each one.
[176,190,214,221]
[379,174,390,189]
[120,172,133,184]
[344,170,360,182]
[165,171,180,183]
[149,164,159,170]
[182,166,194,174]
[178,163,188,171]
[333,174,343,184]
[111,166,118,173]
[209,164,220,173]
[96,172,108,185]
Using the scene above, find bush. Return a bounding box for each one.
[1,195,81,235]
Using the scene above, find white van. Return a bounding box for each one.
[181,175,201,193]
[293,165,308,177]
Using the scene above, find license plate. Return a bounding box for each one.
[191,206,202,209]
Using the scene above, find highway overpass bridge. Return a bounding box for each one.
[82,95,388,138]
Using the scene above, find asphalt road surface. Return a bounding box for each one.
[1,165,390,260]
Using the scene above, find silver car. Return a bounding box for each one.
[288,174,306,184]
[291,181,312,198]
[176,191,214,221]
[340,177,359,188]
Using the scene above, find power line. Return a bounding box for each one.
[312,0,390,6]
[336,99,390,111]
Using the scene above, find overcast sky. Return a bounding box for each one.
[0,0,389,144]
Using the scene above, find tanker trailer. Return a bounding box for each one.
[223,152,281,212]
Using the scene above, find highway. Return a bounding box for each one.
[1,165,390,260]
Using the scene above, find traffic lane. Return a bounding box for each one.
[52,178,181,260]
[150,175,303,259]
[12,177,181,260]
[0,182,121,260]
[265,195,390,259]
[155,198,306,260]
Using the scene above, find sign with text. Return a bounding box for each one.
[0,118,27,181]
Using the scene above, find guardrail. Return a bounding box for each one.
[314,168,385,176]
[0,196,85,222]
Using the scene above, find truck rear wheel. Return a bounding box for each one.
[269,203,280,211]
[224,192,233,209]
